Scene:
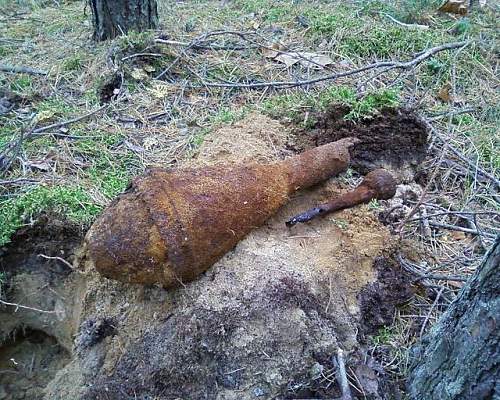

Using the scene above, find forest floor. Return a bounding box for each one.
[0,0,499,399]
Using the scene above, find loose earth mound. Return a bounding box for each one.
[0,109,426,399]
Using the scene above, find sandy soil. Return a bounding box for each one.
[0,110,423,399]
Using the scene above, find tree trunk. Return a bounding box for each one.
[90,0,158,41]
[407,237,499,399]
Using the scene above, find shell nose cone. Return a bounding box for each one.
[85,192,166,285]
[364,169,397,200]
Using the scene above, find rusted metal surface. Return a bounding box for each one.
[85,138,356,287]
[286,169,397,226]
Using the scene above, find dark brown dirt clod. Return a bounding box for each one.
[358,256,414,336]
[293,106,429,181]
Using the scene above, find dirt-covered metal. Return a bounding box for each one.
[286,168,397,226]
[85,138,357,287]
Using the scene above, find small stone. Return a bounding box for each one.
[310,362,324,380]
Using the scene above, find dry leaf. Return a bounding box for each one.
[437,83,465,104]
[437,83,452,102]
[148,82,174,98]
[131,68,148,81]
[448,280,464,289]
[25,159,51,171]
[261,43,284,59]
[439,0,468,15]
[143,64,156,73]
[450,231,467,241]
[36,110,56,123]
[275,52,333,69]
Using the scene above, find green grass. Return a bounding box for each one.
[0,45,13,57]
[62,54,84,72]
[0,185,101,246]
[70,130,139,199]
[10,75,33,93]
[262,86,400,122]
[35,97,77,122]
[0,122,140,245]
[371,326,397,346]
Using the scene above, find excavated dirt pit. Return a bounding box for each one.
[290,106,429,182]
[0,328,70,400]
[0,217,85,400]
[0,108,425,400]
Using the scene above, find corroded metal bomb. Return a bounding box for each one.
[85,138,357,287]
[286,168,397,226]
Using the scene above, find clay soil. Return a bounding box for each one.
[0,109,424,399]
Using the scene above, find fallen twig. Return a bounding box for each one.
[414,273,468,283]
[335,348,352,400]
[420,286,444,338]
[121,52,164,62]
[32,105,108,134]
[190,41,469,89]
[380,12,429,30]
[423,119,500,189]
[38,254,74,270]
[427,107,475,121]
[427,221,497,238]
[0,177,39,186]
[0,299,57,314]
[155,30,260,51]
[0,64,47,75]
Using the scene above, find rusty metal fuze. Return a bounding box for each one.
[285,169,397,227]
[85,138,358,288]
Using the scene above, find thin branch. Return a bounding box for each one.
[423,119,500,189]
[121,52,164,61]
[32,105,108,134]
[420,286,444,338]
[380,12,429,30]
[0,299,57,314]
[427,221,497,238]
[38,254,74,270]
[190,41,469,89]
[155,38,258,51]
[414,273,468,283]
[0,64,47,75]
[0,178,39,186]
[335,348,353,400]
[427,107,475,121]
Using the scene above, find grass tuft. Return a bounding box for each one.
[0,185,101,246]
[262,86,400,122]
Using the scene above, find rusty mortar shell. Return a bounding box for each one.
[286,168,397,227]
[84,137,358,287]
